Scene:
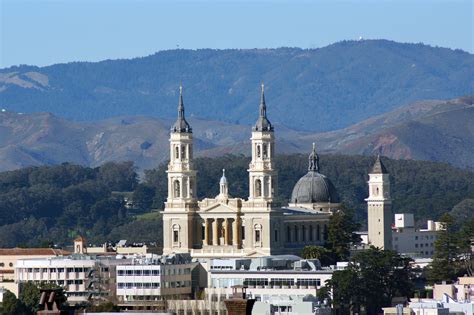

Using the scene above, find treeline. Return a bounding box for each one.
[0,154,473,247]
[0,162,145,247]
[137,154,474,226]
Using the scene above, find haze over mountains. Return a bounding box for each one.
[0,96,472,172]
[1,40,473,132]
[0,40,473,171]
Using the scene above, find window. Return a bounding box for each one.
[302,226,306,241]
[174,180,180,198]
[263,144,268,158]
[316,225,320,241]
[175,146,179,159]
[255,230,261,243]
[294,226,298,242]
[173,230,179,243]
[181,145,186,160]
[241,226,245,240]
[0,262,4,267]
[274,229,278,242]
[257,145,261,158]
[201,225,205,240]
[255,179,262,197]
[309,225,313,241]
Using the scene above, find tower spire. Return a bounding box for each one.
[308,142,320,172]
[172,84,192,133]
[260,82,266,117]
[219,168,229,198]
[371,154,388,174]
[253,82,273,131]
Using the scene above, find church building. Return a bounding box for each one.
[162,85,389,258]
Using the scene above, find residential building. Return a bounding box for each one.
[115,253,196,311]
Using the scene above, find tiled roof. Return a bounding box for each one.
[0,248,70,256]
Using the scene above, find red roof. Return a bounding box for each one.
[0,248,70,256]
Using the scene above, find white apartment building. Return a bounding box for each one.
[206,256,332,315]
[116,253,196,311]
[392,213,442,258]
[15,254,130,304]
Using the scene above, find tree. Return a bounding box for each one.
[326,205,360,262]
[1,290,29,315]
[325,247,413,315]
[428,213,461,284]
[301,245,332,266]
[19,282,40,314]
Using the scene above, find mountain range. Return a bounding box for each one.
[1,40,473,132]
[0,95,472,172]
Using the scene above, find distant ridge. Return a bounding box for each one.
[0,96,472,171]
[1,40,472,131]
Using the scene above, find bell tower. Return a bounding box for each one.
[366,155,392,250]
[248,83,277,202]
[163,85,198,255]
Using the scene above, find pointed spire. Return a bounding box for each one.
[308,142,320,172]
[259,82,266,117]
[253,82,273,132]
[371,154,388,174]
[171,84,192,133]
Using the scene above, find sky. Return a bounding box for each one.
[0,0,472,68]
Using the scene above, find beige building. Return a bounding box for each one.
[0,248,70,296]
[162,85,341,258]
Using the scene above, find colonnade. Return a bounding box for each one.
[285,223,327,243]
[203,218,240,248]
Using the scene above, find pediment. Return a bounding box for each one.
[200,202,238,213]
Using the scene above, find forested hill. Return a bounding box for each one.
[0,155,473,247]
[1,40,472,131]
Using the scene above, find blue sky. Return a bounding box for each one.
[1,0,472,68]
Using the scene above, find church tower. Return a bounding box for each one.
[366,155,392,250]
[247,83,277,202]
[241,84,279,256]
[162,85,198,255]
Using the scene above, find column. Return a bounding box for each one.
[224,219,230,245]
[212,219,219,246]
[204,219,209,246]
[233,218,240,248]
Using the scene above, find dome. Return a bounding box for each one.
[290,143,340,204]
[291,172,340,204]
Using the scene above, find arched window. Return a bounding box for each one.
[294,225,298,242]
[189,179,194,197]
[172,224,180,243]
[175,146,179,159]
[257,145,261,158]
[181,145,186,160]
[263,144,268,158]
[254,224,262,243]
[174,180,181,198]
[255,179,262,197]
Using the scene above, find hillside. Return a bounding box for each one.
[0,96,472,172]
[1,40,473,132]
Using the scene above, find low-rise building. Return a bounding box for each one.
[392,213,442,258]
[15,254,130,304]
[115,253,196,311]
[0,248,70,296]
